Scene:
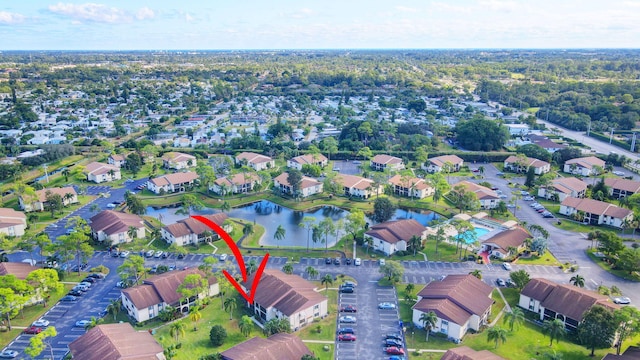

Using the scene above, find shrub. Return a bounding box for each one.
[209,325,227,347]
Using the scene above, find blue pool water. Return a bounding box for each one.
[456,227,490,244]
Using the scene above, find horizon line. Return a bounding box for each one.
[2,47,640,52]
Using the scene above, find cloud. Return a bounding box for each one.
[395,6,418,12]
[48,3,155,24]
[477,0,519,12]
[0,11,26,24]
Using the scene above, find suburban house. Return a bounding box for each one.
[604,178,640,199]
[0,208,27,237]
[481,227,530,259]
[423,155,464,173]
[563,156,606,176]
[89,210,145,244]
[412,274,493,343]
[243,269,328,331]
[161,213,229,246]
[84,162,122,183]
[220,333,313,360]
[209,173,261,195]
[0,262,38,279]
[441,346,505,360]
[107,153,127,167]
[518,278,618,331]
[235,152,275,171]
[121,268,218,323]
[503,155,550,175]
[19,186,78,212]
[365,219,427,256]
[370,154,405,172]
[337,174,383,198]
[527,134,567,153]
[388,174,434,199]
[273,172,323,198]
[537,177,587,202]
[146,172,199,195]
[452,181,499,209]
[287,153,328,170]
[559,197,633,228]
[505,123,529,136]
[161,151,197,170]
[69,323,165,360]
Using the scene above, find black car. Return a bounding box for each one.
[384,339,403,348]
[161,252,169,259]
[81,277,96,283]
[177,253,185,259]
[340,285,354,293]
[67,290,83,297]
[345,258,352,265]
[334,257,341,265]
[325,257,332,265]
[385,333,403,341]
[111,251,120,257]
[337,328,355,335]
[87,273,105,279]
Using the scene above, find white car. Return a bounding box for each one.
[614,297,631,304]
[219,254,228,261]
[154,251,163,258]
[354,258,361,266]
[0,350,18,358]
[106,203,116,209]
[502,263,512,271]
[379,259,386,266]
[119,251,130,258]
[32,319,50,327]
[339,315,357,323]
[75,320,91,327]
[79,282,92,288]
[378,302,397,310]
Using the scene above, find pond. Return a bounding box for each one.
[146,200,440,248]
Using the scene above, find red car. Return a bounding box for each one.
[340,305,357,313]
[386,347,405,355]
[338,334,357,342]
[24,326,42,334]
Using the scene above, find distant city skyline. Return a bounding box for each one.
[1,0,639,50]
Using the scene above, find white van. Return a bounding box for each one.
[354,258,361,266]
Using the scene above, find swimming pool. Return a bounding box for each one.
[456,227,490,244]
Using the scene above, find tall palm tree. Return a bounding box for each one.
[273,225,286,249]
[189,306,202,331]
[321,274,333,292]
[503,307,525,332]
[223,297,237,320]
[305,266,318,280]
[242,223,254,237]
[409,235,422,256]
[282,263,293,275]
[239,315,253,337]
[221,201,231,213]
[486,326,508,349]
[570,274,585,288]
[169,321,186,342]
[419,311,438,341]
[86,316,103,331]
[435,227,445,255]
[478,166,485,178]
[543,319,565,346]
[246,259,257,276]
[127,226,138,241]
[299,217,315,253]
[106,299,121,321]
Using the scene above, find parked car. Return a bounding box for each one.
[67,290,83,297]
[523,196,534,201]
[340,305,357,313]
[75,320,90,327]
[530,202,540,207]
[340,285,354,293]
[81,277,96,283]
[23,326,42,334]
[106,203,116,209]
[385,333,403,341]
[334,257,341,265]
[542,212,554,218]
[325,257,332,265]
[87,273,105,279]
[73,284,89,292]
[0,350,18,358]
[502,263,512,271]
[354,258,361,266]
[339,316,357,323]
[378,302,397,310]
[177,253,185,259]
[536,208,546,213]
[219,254,228,261]
[119,251,130,258]
[379,259,386,266]
[32,319,50,327]
[154,251,163,258]
[146,250,155,258]
[345,258,352,265]
[389,356,407,360]
[385,339,403,348]
[520,190,529,196]
[338,334,356,342]
[60,295,77,302]
[161,252,169,259]
[496,278,506,287]
[79,281,92,288]
[337,327,355,335]
[614,297,631,304]
[386,347,405,355]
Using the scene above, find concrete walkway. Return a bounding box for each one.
[302,340,335,344]
[408,349,447,353]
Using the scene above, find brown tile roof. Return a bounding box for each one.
[413,297,474,325]
[85,161,119,176]
[161,151,196,163]
[69,323,164,360]
[521,278,619,321]
[388,174,432,190]
[565,156,606,169]
[560,197,632,218]
[214,173,260,187]
[604,178,640,193]
[441,346,505,360]
[236,152,273,164]
[220,333,313,360]
[244,269,327,316]
[504,155,550,169]
[482,227,530,251]
[365,219,426,244]
[602,346,640,360]
[163,213,228,238]
[414,274,493,320]
[372,154,403,165]
[89,210,145,236]
[109,154,126,161]
[529,134,567,150]
[0,208,26,224]
[549,177,587,194]
[0,262,38,280]
[429,155,464,167]
[336,174,375,190]
[454,181,498,200]
[35,187,77,202]
[274,173,322,189]
[149,172,199,187]
[290,154,328,165]
[123,268,217,309]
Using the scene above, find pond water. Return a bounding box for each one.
[146,200,440,248]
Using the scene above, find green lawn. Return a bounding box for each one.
[515,251,560,266]
[586,250,640,282]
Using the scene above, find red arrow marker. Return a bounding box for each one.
[192,215,270,304]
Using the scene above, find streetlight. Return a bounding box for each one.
[610,128,615,144]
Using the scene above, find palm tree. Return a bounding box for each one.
[246,259,257,276]
[63,192,75,206]
[273,225,286,249]
[242,223,254,238]
[282,263,294,275]
[409,235,422,256]
[478,166,485,178]
[89,203,100,213]
[189,306,202,331]
[169,321,186,342]
[220,201,231,213]
[305,266,318,280]
[503,307,525,332]
[106,299,121,321]
[570,274,585,288]
[321,274,333,292]
[127,226,138,241]
[86,316,102,330]
[543,319,565,346]
[223,297,237,320]
[419,311,438,341]
[469,269,482,279]
[435,227,445,255]
[299,216,315,253]
[486,326,508,349]
[239,315,253,337]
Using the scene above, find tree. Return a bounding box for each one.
[299,216,315,252]
[318,217,335,253]
[177,193,204,216]
[578,305,617,356]
[345,209,365,243]
[177,274,208,305]
[209,325,228,347]
[44,190,63,218]
[321,274,333,292]
[106,299,121,321]
[25,326,56,359]
[223,297,237,320]
[486,326,508,349]
[86,316,103,330]
[305,266,318,280]
[0,287,25,330]
[469,269,483,280]
[170,321,186,341]
[321,136,338,160]
[125,193,146,215]
[530,237,549,255]
[419,311,438,341]
[379,260,404,283]
[282,263,294,275]
[524,167,536,188]
[287,169,303,200]
[239,315,254,337]
[509,270,531,290]
[503,307,525,332]
[455,116,509,151]
[570,274,585,288]
[613,306,640,355]
[273,225,286,249]
[408,235,422,256]
[189,306,202,331]
[373,197,396,223]
[543,319,565,346]
[263,318,291,335]
[26,268,63,307]
[117,255,146,285]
